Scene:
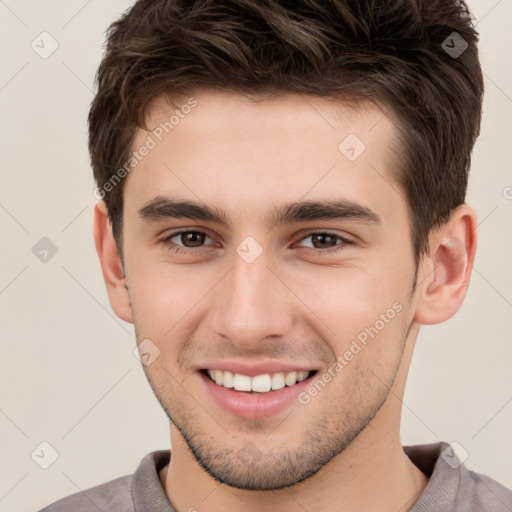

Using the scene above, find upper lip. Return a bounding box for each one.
[198,360,318,377]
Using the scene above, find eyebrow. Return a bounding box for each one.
[138,195,381,229]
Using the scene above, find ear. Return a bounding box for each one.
[414,204,477,325]
[93,200,133,324]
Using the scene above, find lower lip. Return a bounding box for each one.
[199,371,316,419]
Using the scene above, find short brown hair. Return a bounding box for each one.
[89,0,484,264]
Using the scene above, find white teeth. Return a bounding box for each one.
[296,371,309,382]
[233,373,252,391]
[206,369,311,393]
[271,372,285,390]
[251,374,271,393]
[285,371,297,386]
[222,370,234,388]
[214,369,223,385]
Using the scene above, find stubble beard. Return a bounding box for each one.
[137,316,413,490]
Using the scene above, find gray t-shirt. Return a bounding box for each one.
[38,441,511,511]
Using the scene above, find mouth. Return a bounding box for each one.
[201,368,318,393]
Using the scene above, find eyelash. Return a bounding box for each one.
[160,230,354,256]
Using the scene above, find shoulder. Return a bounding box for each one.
[457,466,512,511]
[405,441,511,512]
[37,450,171,512]
[38,475,133,512]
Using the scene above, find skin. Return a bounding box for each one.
[94,91,477,512]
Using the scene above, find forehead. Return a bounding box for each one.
[125,90,404,227]
[142,90,394,151]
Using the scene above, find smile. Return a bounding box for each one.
[203,369,315,393]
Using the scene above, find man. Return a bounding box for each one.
[40,0,511,510]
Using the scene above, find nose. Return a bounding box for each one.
[210,249,295,349]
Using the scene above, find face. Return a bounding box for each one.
[121,91,418,490]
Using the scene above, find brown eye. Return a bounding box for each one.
[295,232,354,256]
[297,232,345,249]
[162,230,214,253]
[309,233,338,249]
[178,231,207,247]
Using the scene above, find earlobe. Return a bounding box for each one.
[93,200,133,324]
[414,204,477,325]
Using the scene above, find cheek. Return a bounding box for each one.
[127,259,240,374]
[287,263,408,335]
[284,263,412,384]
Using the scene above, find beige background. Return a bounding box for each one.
[0,1,511,511]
